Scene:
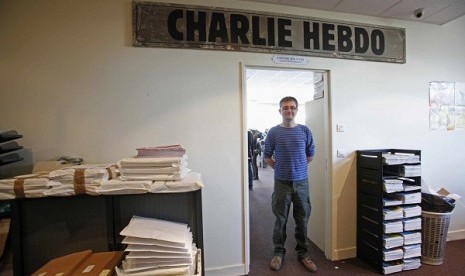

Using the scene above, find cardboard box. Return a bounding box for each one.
[71,251,124,276]
[32,250,124,276]
[0,218,10,258]
[32,250,92,276]
[32,160,72,174]
[195,248,202,276]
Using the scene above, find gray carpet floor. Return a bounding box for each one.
[248,166,465,275]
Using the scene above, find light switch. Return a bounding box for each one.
[337,124,345,132]
[337,149,346,158]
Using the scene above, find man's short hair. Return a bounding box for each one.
[279,96,298,107]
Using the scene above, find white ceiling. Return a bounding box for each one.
[246,68,318,104]
[242,0,465,25]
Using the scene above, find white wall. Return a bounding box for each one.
[1,0,464,274]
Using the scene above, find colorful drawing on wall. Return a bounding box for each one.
[429,81,465,130]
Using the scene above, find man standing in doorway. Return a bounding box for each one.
[264,96,317,272]
[248,129,254,191]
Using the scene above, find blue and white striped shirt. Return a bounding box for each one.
[264,124,315,181]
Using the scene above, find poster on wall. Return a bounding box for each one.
[429,81,465,130]
[313,73,324,100]
[455,82,465,129]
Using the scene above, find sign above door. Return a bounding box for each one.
[132,1,406,64]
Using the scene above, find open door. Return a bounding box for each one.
[305,72,330,256]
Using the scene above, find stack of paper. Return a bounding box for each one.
[383,234,404,249]
[403,258,421,270]
[403,244,421,259]
[401,231,422,245]
[117,216,199,275]
[400,165,421,177]
[383,179,404,193]
[383,261,403,274]
[136,145,186,158]
[392,192,421,204]
[383,220,403,234]
[118,156,190,181]
[383,207,403,220]
[403,205,422,218]
[149,171,204,193]
[111,145,205,194]
[382,153,420,165]
[402,183,421,192]
[0,173,60,199]
[383,248,403,261]
[403,218,422,231]
[45,164,119,196]
[98,179,153,195]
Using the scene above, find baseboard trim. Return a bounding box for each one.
[205,264,247,276]
[204,230,465,275]
[447,229,465,241]
[332,246,356,261]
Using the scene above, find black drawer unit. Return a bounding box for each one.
[357,149,422,274]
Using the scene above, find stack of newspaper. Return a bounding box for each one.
[401,231,422,245]
[383,207,403,220]
[383,248,403,261]
[383,234,404,249]
[392,192,421,204]
[403,217,422,231]
[403,257,421,270]
[45,164,119,196]
[135,145,186,158]
[403,205,422,218]
[383,260,403,274]
[118,155,190,181]
[383,220,403,234]
[0,172,59,199]
[382,153,420,165]
[383,178,404,193]
[400,165,421,177]
[116,216,200,275]
[403,244,421,259]
[103,145,204,194]
[117,145,189,181]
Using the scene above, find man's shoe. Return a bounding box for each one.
[270,256,282,271]
[299,256,317,272]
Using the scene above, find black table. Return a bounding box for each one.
[10,190,203,275]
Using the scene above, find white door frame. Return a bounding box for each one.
[240,63,333,274]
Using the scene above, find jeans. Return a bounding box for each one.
[252,153,259,179]
[248,160,253,190]
[272,178,311,258]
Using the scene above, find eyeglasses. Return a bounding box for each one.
[281,106,297,111]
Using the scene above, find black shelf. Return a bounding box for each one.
[0,153,24,166]
[0,131,24,168]
[0,141,23,155]
[357,149,422,274]
[10,191,204,275]
[0,130,23,144]
[0,130,25,221]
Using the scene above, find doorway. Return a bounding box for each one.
[243,66,330,273]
